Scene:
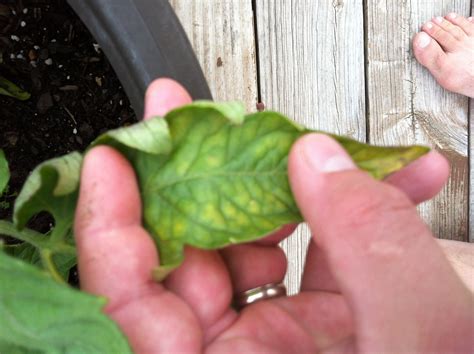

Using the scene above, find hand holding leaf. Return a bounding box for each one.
[11,100,428,279]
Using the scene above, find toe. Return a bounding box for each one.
[435,15,467,40]
[422,19,460,52]
[445,13,474,36]
[413,31,448,77]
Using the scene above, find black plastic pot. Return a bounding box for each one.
[67,0,212,118]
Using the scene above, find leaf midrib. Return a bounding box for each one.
[149,169,287,193]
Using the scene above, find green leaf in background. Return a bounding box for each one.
[0,251,131,354]
[4,240,76,281]
[12,101,429,279]
[0,149,9,196]
[12,152,81,281]
[0,76,31,101]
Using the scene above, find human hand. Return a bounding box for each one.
[288,133,473,352]
[74,78,472,353]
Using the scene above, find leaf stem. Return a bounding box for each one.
[49,220,72,244]
[0,220,49,248]
[40,249,66,283]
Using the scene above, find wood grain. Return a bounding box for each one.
[470,99,473,242]
[469,0,473,241]
[256,0,366,294]
[366,0,470,241]
[169,0,258,111]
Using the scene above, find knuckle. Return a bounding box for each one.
[431,27,444,37]
[336,181,414,229]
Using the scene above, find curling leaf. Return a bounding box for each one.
[0,76,31,101]
[12,152,81,281]
[91,117,172,157]
[14,151,82,229]
[11,101,429,278]
[0,251,131,353]
[92,101,429,275]
[0,150,9,196]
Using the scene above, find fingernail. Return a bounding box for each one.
[301,134,356,173]
[468,17,473,22]
[434,16,443,24]
[448,13,457,19]
[425,22,433,29]
[416,32,431,48]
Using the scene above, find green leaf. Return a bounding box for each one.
[4,241,76,280]
[0,150,9,196]
[14,152,82,229]
[0,76,31,101]
[91,117,172,157]
[12,152,81,281]
[331,135,429,180]
[93,101,428,275]
[0,251,131,354]
[10,101,429,278]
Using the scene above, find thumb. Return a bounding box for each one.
[288,134,473,353]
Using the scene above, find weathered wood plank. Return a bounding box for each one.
[256,1,366,294]
[366,0,470,241]
[470,99,473,242]
[169,0,258,111]
[470,4,473,242]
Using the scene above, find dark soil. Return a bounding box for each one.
[0,0,138,232]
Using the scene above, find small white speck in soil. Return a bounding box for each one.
[20,21,26,27]
[93,43,101,53]
[73,128,77,135]
[11,35,20,41]
[23,8,28,14]
[44,58,53,65]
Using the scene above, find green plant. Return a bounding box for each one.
[0,75,31,100]
[0,101,429,351]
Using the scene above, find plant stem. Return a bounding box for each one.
[40,249,65,283]
[49,220,71,244]
[0,220,49,248]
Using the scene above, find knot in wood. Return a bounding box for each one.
[332,0,344,11]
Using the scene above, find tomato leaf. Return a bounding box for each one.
[14,152,82,229]
[12,153,81,281]
[12,101,429,279]
[0,251,131,353]
[96,101,429,276]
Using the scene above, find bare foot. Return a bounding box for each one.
[413,13,474,98]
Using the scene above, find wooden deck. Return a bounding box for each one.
[170,0,473,294]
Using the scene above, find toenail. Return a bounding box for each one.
[434,16,443,24]
[448,13,457,19]
[425,22,433,29]
[416,32,431,48]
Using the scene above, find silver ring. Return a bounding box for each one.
[234,283,286,309]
